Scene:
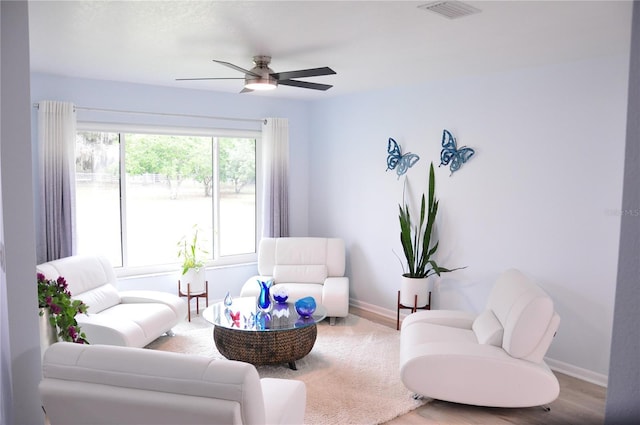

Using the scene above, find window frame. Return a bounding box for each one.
[76,121,262,277]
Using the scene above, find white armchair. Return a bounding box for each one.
[400,269,561,408]
[40,342,306,425]
[240,237,349,324]
[37,255,187,347]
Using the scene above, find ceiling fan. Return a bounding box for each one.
[176,55,336,93]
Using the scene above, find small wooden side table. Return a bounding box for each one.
[178,280,209,322]
[397,290,431,330]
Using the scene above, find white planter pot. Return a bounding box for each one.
[180,268,206,294]
[399,276,432,308]
[39,307,58,358]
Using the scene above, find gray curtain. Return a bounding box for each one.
[261,118,289,237]
[37,100,77,262]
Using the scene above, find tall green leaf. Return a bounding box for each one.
[397,162,464,278]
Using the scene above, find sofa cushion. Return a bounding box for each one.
[99,303,177,342]
[36,255,117,295]
[75,283,121,314]
[400,322,477,366]
[502,295,554,359]
[273,265,328,284]
[257,237,346,278]
[472,310,503,346]
[488,269,555,359]
[275,238,328,265]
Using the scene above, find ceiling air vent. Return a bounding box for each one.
[418,1,481,19]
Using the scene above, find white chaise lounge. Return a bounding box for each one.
[400,269,561,408]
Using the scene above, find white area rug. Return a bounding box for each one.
[146,314,425,424]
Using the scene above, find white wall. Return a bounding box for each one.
[308,55,630,380]
[1,2,42,423]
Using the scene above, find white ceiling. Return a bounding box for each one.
[28,0,633,100]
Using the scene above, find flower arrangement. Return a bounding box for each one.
[37,272,89,344]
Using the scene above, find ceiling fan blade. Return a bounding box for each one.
[212,59,260,77]
[240,87,254,94]
[278,79,333,91]
[271,67,336,80]
[175,77,245,81]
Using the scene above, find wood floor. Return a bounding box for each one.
[349,306,607,425]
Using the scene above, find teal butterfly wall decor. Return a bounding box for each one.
[439,129,475,176]
[386,138,420,179]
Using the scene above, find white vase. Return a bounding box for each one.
[180,268,206,294]
[39,307,58,357]
[399,276,432,308]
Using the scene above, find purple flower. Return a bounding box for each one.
[68,326,78,340]
[37,272,89,344]
[56,276,68,289]
[49,303,61,315]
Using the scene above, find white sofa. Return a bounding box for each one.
[37,255,187,347]
[240,237,349,324]
[40,342,306,425]
[400,269,561,408]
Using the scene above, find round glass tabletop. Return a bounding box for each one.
[203,296,326,332]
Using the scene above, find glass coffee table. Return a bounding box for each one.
[203,296,326,370]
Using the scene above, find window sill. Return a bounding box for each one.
[114,256,258,279]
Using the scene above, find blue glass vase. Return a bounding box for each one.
[295,296,316,317]
[257,279,273,313]
[273,285,289,304]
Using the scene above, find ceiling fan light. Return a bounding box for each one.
[244,75,278,90]
[245,81,277,90]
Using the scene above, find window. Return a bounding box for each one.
[75,126,259,274]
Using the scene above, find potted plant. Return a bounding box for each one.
[37,272,89,346]
[177,225,207,276]
[177,225,209,320]
[398,162,463,308]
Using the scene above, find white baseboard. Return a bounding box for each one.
[349,300,608,388]
[544,358,608,388]
[350,299,397,318]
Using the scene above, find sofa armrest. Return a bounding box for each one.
[322,277,349,318]
[261,378,306,425]
[401,309,476,330]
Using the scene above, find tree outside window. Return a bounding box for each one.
[75,130,257,271]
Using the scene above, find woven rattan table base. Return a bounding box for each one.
[213,324,317,370]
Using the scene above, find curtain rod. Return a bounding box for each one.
[32,103,266,124]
